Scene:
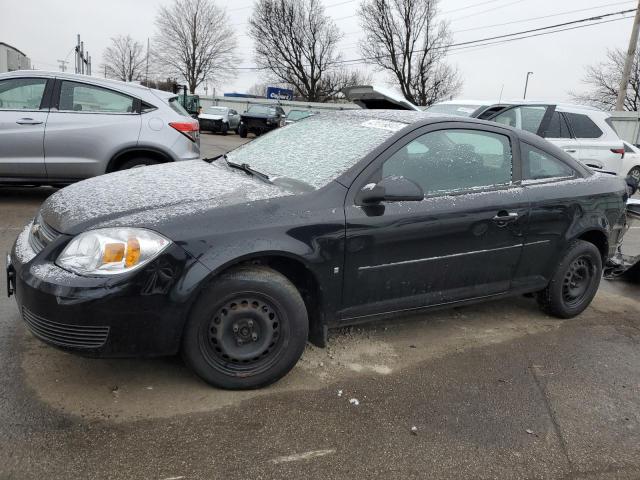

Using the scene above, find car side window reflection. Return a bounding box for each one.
[382,129,513,196]
[521,143,575,181]
[58,81,135,113]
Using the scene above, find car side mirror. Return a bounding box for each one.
[358,176,424,204]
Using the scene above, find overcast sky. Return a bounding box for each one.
[1,0,635,102]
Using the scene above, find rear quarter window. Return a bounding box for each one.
[564,113,603,139]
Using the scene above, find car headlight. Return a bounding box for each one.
[56,228,171,276]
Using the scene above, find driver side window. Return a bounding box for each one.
[382,129,513,196]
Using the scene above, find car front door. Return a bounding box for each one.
[228,109,240,129]
[0,77,51,179]
[44,79,142,180]
[341,123,529,321]
[486,104,556,138]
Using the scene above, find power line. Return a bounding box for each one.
[231,9,634,70]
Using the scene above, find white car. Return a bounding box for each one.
[621,141,640,181]
[198,106,241,135]
[427,100,626,177]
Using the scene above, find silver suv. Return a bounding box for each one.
[0,71,200,185]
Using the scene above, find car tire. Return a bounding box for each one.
[628,166,640,183]
[118,157,160,170]
[238,124,248,138]
[221,122,229,135]
[536,239,602,319]
[181,266,309,390]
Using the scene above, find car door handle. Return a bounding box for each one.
[492,212,519,227]
[563,148,577,153]
[16,118,43,125]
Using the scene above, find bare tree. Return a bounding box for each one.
[102,35,146,82]
[250,0,361,102]
[358,0,461,107]
[319,68,373,101]
[572,47,640,111]
[153,0,237,93]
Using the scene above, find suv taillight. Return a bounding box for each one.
[611,148,625,159]
[170,121,199,142]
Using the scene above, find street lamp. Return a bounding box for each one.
[523,71,534,99]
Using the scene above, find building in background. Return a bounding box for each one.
[0,42,31,73]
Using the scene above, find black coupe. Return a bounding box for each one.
[7,110,629,389]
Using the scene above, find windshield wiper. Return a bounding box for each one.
[203,153,228,164]
[225,159,271,183]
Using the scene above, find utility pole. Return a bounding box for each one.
[523,71,533,99]
[57,59,68,72]
[616,0,640,111]
[145,38,150,84]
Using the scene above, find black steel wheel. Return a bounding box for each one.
[561,256,595,308]
[628,166,640,183]
[199,295,284,376]
[182,266,308,389]
[537,239,602,318]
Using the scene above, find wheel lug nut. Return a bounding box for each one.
[232,324,239,333]
[251,333,258,341]
[237,339,244,346]
[247,320,254,328]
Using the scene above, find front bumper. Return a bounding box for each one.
[8,241,210,357]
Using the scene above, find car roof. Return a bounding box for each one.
[434,98,606,115]
[0,69,174,99]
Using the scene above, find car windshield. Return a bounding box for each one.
[206,107,227,114]
[168,97,190,117]
[426,104,481,117]
[287,110,311,121]
[226,114,407,189]
[248,105,275,115]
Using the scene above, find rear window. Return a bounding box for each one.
[564,113,603,139]
[248,105,276,115]
[168,97,190,117]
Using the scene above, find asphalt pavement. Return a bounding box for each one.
[1,143,640,479]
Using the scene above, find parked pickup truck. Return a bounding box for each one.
[238,104,286,138]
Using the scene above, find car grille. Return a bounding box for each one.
[22,307,110,349]
[28,216,60,254]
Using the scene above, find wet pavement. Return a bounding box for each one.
[1,180,639,479]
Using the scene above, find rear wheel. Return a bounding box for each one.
[117,157,160,170]
[537,240,602,318]
[238,124,248,138]
[182,266,309,389]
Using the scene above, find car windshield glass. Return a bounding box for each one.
[248,105,275,115]
[287,110,310,120]
[226,114,406,189]
[168,97,190,117]
[206,107,227,114]
[426,104,479,117]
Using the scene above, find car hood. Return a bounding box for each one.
[199,113,225,120]
[241,112,275,120]
[40,161,290,234]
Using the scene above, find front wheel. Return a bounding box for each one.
[238,124,248,138]
[182,266,309,389]
[537,240,602,318]
[628,166,640,183]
